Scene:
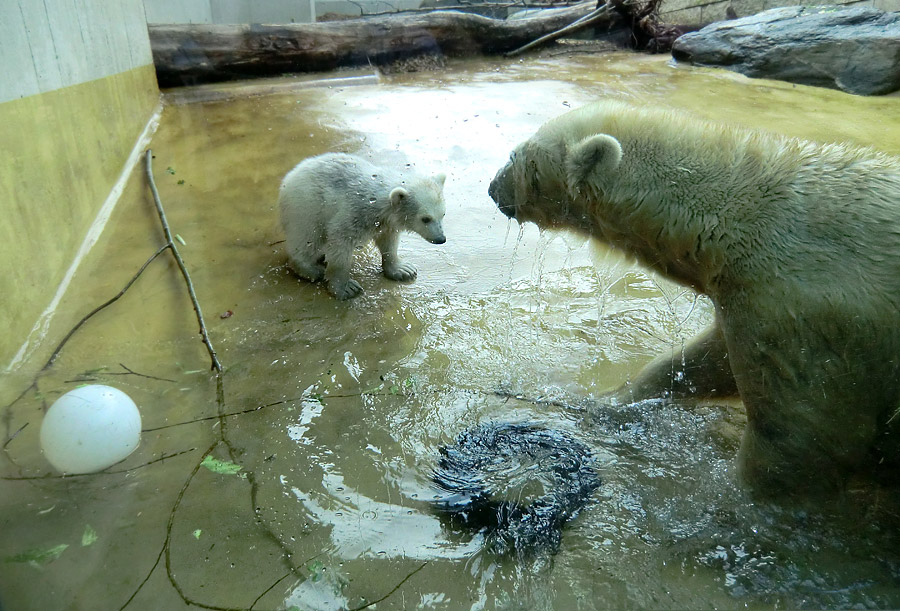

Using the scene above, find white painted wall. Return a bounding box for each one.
[316,0,422,17]
[0,0,153,103]
[245,0,314,23]
[144,0,314,24]
[142,0,423,24]
[142,0,214,23]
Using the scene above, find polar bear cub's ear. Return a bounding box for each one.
[566,134,623,193]
[390,187,410,206]
[433,173,447,188]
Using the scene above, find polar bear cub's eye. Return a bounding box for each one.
[422,216,433,224]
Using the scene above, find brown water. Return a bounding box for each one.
[2,52,900,610]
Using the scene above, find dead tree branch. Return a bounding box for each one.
[330,1,585,17]
[506,1,610,56]
[2,245,170,420]
[144,150,222,373]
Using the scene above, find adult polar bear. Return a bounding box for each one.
[489,101,900,496]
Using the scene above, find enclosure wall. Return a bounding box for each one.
[0,0,160,371]
[143,0,423,24]
[144,0,314,24]
[661,0,900,26]
[144,0,900,29]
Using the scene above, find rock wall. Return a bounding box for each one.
[661,0,900,26]
[671,5,900,95]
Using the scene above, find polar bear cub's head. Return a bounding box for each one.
[390,173,447,244]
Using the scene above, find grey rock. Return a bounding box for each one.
[671,5,900,96]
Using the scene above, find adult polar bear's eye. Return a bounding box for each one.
[422,216,433,224]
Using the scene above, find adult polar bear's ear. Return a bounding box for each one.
[390,187,410,206]
[433,173,447,188]
[566,134,623,193]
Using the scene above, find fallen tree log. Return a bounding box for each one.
[149,3,622,86]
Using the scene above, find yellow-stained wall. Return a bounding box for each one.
[0,0,160,372]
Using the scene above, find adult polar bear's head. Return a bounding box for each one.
[489,104,625,235]
[487,101,743,289]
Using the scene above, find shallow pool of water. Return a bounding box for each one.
[2,51,899,610]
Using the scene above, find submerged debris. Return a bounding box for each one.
[431,421,601,555]
[378,53,447,74]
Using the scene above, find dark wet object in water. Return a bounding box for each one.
[431,422,601,554]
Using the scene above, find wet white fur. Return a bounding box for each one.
[491,100,900,496]
[279,153,446,300]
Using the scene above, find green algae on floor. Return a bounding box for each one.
[1,51,899,610]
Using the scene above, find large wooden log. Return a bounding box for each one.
[149,4,619,86]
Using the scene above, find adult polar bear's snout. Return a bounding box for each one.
[488,159,516,219]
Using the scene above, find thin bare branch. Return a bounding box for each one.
[1,447,198,481]
[144,150,223,373]
[249,571,293,610]
[350,1,581,16]
[46,245,172,370]
[2,245,170,417]
[112,363,178,383]
[350,562,429,610]
[506,1,610,56]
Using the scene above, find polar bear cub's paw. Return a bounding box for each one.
[330,278,364,301]
[383,261,418,282]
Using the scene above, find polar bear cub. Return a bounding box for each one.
[279,153,447,300]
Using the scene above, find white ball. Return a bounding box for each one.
[40,385,142,474]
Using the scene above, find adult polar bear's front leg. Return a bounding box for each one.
[611,321,739,404]
[722,293,893,496]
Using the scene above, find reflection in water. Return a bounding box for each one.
[295,471,481,560]
[1,52,899,610]
[283,404,482,563]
